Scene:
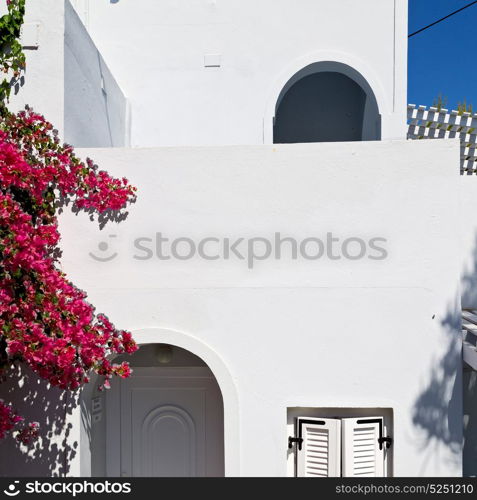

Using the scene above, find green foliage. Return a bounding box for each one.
[431,94,475,116]
[432,93,448,112]
[457,99,474,115]
[0,0,25,103]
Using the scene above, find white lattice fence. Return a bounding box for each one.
[407,104,477,174]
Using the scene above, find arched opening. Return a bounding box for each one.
[82,343,225,477]
[273,62,381,144]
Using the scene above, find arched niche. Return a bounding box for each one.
[273,61,381,144]
[78,328,239,477]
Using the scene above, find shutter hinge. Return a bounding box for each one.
[378,436,393,450]
[288,436,303,450]
[357,418,393,450]
[289,419,326,451]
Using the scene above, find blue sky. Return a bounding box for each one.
[408,0,476,110]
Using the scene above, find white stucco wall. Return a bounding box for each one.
[459,178,477,309]
[6,0,128,147]
[77,0,408,147]
[53,139,462,477]
[1,0,467,479]
[69,0,89,28]
[64,1,129,147]
[459,177,477,476]
[8,0,66,134]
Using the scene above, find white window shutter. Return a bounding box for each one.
[295,417,341,477]
[341,417,387,477]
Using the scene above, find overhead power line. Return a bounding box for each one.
[409,0,477,38]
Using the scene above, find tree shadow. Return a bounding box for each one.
[460,234,477,476]
[0,363,79,477]
[412,234,477,476]
[411,296,463,475]
[461,234,477,309]
[463,367,477,477]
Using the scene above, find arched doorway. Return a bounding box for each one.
[273,61,381,143]
[84,343,225,477]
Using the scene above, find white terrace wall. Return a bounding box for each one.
[51,139,462,477]
[407,105,477,476]
[69,0,89,28]
[459,174,477,477]
[64,1,129,147]
[6,0,128,147]
[78,0,408,147]
[407,105,477,304]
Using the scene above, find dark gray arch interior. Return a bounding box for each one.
[81,343,224,477]
[273,62,381,144]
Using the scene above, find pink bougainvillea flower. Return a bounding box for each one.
[0,106,138,441]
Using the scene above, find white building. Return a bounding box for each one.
[1,0,475,477]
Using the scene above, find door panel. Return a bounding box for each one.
[115,367,224,477]
[133,389,205,477]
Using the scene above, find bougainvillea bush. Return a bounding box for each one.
[0,107,138,443]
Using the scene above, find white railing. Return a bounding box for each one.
[407,104,477,174]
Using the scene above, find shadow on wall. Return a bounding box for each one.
[463,367,477,476]
[412,297,463,476]
[0,364,78,477]
[460,234,477,476]
[412,234,477,477]
[461,234,477,308]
